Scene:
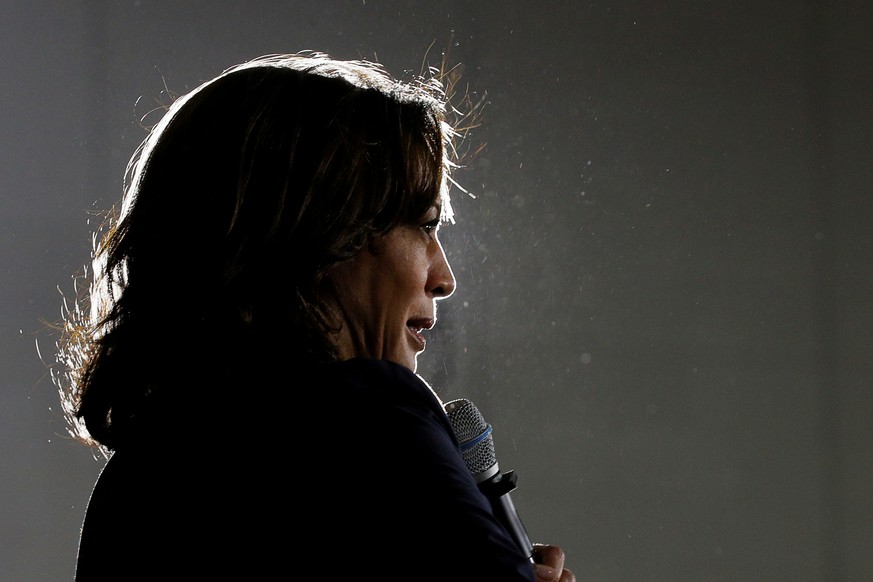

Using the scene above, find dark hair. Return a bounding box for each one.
[55,52,466,451]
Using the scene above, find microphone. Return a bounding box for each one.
[444,398,533,561]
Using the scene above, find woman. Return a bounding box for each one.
[55,52,574,581]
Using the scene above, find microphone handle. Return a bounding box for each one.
[478,470,533,560]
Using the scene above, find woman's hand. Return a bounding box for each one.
[532,543,575,582]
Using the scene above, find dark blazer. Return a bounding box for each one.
[75,358,535,581]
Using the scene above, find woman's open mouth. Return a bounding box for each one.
[407,318,435,349]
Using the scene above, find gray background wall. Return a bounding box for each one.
[2,1,871,580]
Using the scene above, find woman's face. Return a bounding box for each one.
[326,205,456,371]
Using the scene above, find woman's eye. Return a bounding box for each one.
[421,219,440,234]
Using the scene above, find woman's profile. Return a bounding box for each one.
[53,51,574,581]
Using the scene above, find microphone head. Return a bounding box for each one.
[444,398,499,482]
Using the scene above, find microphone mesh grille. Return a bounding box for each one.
[444,398,498,479]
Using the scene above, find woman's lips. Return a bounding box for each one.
[407,318,435,349]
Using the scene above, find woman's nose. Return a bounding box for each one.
[430,240,456,299]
